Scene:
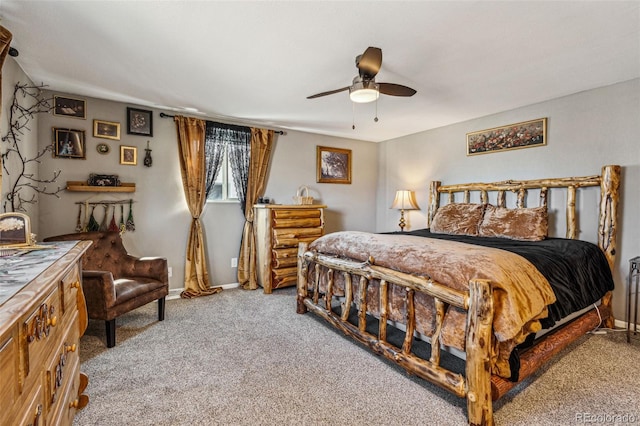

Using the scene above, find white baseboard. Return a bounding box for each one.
[167,282,240,300]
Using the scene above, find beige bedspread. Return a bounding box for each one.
[307,231,557,378]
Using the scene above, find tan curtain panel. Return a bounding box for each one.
[238,128,274,289]
[174,115,221,298]
[0,26,13,188]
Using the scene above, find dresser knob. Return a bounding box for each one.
[48,316,58,327]
[65,343,77,353]
[69,399,79,409]
[71,281,80,289]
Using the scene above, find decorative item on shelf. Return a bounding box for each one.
[293,185,314,205]
[143,140,152,167]
[0,212,48,251]
[88,174,120,187]
[390,190,420,232]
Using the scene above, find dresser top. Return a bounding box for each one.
[254,204,327,209]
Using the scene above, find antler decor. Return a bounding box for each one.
[1,82,63,212]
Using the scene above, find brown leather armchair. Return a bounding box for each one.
[44,231,168,347]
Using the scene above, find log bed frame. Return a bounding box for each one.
[296,165,620,426]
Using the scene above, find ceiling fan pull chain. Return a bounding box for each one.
[374,97,379,123]
[352,102,356,130]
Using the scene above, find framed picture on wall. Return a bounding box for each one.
[93,119,121,140]
[127,107,153,136]
[120,145,137,165]
[316,145,352,184]
[466,117,547,156]
[53,128,86,159]
[53,95,86,119]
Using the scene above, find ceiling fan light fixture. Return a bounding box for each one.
[349,81,379,103]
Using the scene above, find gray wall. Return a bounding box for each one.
[1,59,40,230]
[377,78,640,322]
[1,74,378,294]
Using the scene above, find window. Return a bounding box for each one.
[206,149,238,202]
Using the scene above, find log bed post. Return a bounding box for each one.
[466,279,494,426]
[297,242,309,314]
[428,181,441,228]
[598,165,620,328]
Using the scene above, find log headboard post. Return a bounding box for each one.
[598,165,621,270]
[428,181,441,228]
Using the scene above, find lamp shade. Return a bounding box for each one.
[390,190,420,210]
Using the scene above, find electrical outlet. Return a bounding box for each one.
[231,258,238,268]
[168,267,173,278]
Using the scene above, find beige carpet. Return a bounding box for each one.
[74,287,640,426]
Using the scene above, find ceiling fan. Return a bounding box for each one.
[307,47,417,103]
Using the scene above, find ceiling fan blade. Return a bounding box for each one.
[378,82,417,97]
[357,47,382,78]
[307,86,350,99]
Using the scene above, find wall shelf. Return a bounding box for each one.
[66,181,136,193]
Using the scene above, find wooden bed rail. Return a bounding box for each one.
[297,244,494,425]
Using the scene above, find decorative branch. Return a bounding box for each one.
[1,82,63,212]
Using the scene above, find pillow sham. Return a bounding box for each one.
[478,205,548,241]
[430,203,485,236]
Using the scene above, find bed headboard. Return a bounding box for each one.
[427,165,621,268]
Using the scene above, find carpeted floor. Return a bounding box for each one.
[74,287,640,426]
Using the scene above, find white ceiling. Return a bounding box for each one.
[1,1,639,143]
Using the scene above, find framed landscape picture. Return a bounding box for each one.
[466,118,547,156]
[53,128,86,159]
[53,95,86,119]
[127,107,153,136]
[316,146,351,184]
[93,119,120,140]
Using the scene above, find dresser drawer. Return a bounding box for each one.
[45,311,79,414]
[14,383,44,426]
[0,328,20,422]
[59,264,81,320]
[271,209,322,220]
[22,287,62,378]
[272,247,298,269]
[272,227,323,248]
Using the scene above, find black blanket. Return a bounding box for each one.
[392,229,615,329]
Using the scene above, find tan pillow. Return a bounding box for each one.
[430,203,485,236]
[479,205,548,241]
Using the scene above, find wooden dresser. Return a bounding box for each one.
[254,204,326,293]
[0,240,91,426]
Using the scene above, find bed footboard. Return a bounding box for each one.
[296,242,494,426]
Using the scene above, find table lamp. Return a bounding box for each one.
[390,190,420,232]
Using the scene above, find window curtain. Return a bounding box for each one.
[237,128,274,289]
[174,115,221,298]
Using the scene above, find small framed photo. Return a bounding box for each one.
[466,118,547,156]
[127,107,153,136]
[53,95,86,119]
[93,119,121,140]
[53,128,86,159]
[0,212,33,247]
[317,145,352,184]
[120,145,137,165]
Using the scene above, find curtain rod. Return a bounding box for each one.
[159,112,284,135]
